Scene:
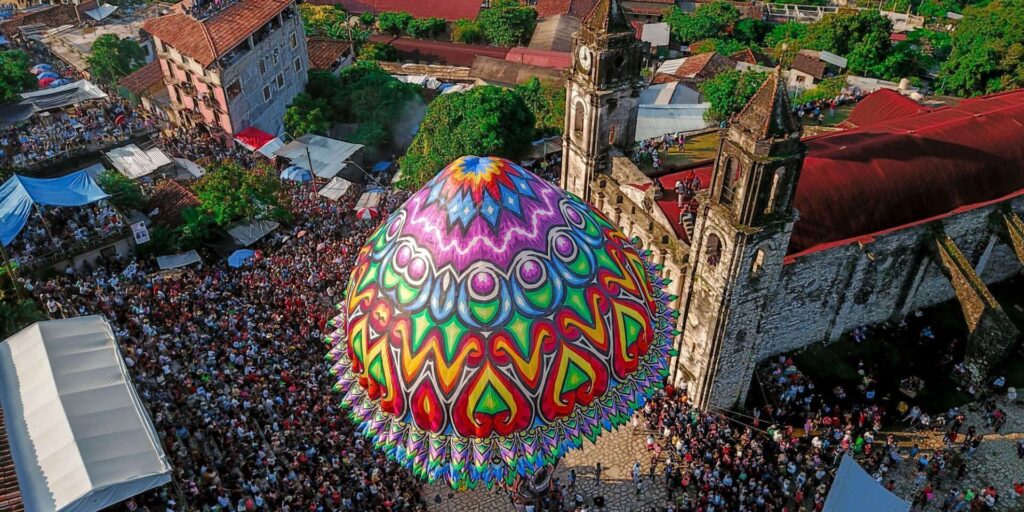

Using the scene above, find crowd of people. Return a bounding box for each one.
[8,202,124,267]
[792,89,866,125]
[27,180,425,511]
[633,132,689,170]
[0,99,155,169]
[156,126,257,168]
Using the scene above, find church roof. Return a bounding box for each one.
[653,88,1024,258]
[841,89,932,128]
[732,71,801,141]
[583,0,632,34]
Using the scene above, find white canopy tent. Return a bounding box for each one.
[84,3,118,20]
[318,177,353,201]
[824,455,910,512]
[156,250,202,270]
[227,219,280,247]
[106,145,173,179]
[353,190,383,219]
[273,134,362,179]
[0,316,171,512]
[173,158,205,179]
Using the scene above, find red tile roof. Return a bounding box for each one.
[653,88,1024,257]
[728,48,773,67]
[0,405,23,512]
[118,60,165,95]
[307,0,482,21]
[535,0,600,18]
[790,53,826,80]
[652,52,735,84]
[369,35,509,67]
[842,89,932,128]
[306,37,352,70]
[148,180,201,228]
[142,0,293,67]
[505,47,571,70]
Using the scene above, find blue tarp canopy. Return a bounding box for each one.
[227,249,255,268]
[371,161,392,173]
[824,455,910,512]
[0,171,110,246]
[280,165,312,182]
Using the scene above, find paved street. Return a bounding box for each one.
[426,418,668,511]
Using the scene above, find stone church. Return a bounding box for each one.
[561,0,1024,409]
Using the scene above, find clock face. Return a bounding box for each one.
[576,46,593,72]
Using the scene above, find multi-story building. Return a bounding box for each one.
[142,0,309,139]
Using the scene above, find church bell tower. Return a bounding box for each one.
[560,0,647,203]
[678,72,807,409]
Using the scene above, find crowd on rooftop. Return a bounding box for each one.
[27,181,425,512]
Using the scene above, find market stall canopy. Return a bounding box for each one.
[106,144,173,179]
[226,219,280,247]
[156,250,202,270]
[19,80,107,111]
[173,158,205,179]
[0,170,110,246]
[234,127,284,158]
[280,165,312,182]
[0,316,172,512]
[824,455,910,512]
[85,2,117,21]
[273,134,362,179]
[318,177,353,201]
[353,189,381,213]
[227,249,255,268]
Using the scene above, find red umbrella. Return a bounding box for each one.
[38,77,56,88]
[115,114,126,125]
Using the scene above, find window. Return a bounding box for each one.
[751,249,766,277]
[573,100,585,140]
[226,79,242,100]
[795,75,806,83]
[290,32,297,49]
[706,234,723,268]
[608,125,616,145]
[276,73,285,88]
[720,157,740,205]
[263,85,271,102]
[259,59,267,75]
[765,167,786,214]
[294,57,302,73]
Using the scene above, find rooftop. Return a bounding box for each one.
[790,53,827,80]
[118,60,164,95]
[141,0,293,67]
[306,37,352,71]
[535,0,600,19]
[307,0,482,21]
[369,35,509,67]
[147,180,201,228]
[653,52,735,84]
[840,89,932,128]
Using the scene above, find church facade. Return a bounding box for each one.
[562,0,1024,409]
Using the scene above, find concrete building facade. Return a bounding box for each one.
[142,0,309,138]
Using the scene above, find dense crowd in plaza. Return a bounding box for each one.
[8,202,124,266]
[156,126,257,168]
[26,181,426,511]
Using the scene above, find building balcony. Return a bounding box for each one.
[180,82,197,95]
[199,95,224,112]
[180,109,204,123]
[162,75,179,86]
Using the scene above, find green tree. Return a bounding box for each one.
[87,34,146,83]
[0,299,45,338]
[358,12,375,26]
[285,93,332,136]
[452,19,484,44]
[377,11,413,35]
[0,50,36,103]
[96,170,144,212]
[477,0,537,47]
[690,38,751,56]
[358,42,398,62]
[399,85,535,189]
[193,162,282,226]
[917,0,960,19]
[794,75,846,103]
[764,21,808,48]
[299,4,348,36]
[664,2,740,44]
[699,69,768,122]
[176,207,214,249]
[938,0,1024,96]
[733,18,770,45]
[407,17,446,38]
[513,77,565,138]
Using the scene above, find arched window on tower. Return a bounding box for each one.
[706,234,722,268]
[573,101,586,141]
[720,158,740,205]
[765,166,786,214]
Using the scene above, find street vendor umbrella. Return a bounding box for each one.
[36,71,59,79]
[227,249,255,268]
[280,165,312,183]
[30,63,51,74]
[354,207,377,220]
[48,78,72,88]
[38,77,56,88]
[325,156,676,489]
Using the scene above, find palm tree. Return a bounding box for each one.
[0,297,46,338]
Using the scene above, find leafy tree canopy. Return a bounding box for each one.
[698,69,768,122]
[284,93,332,136]
[513,77,565,138]
[477,0,537,47]
[733,18,771,46]
[299,4,348,36]
[938,0,1024,97]
[87,34,145,83]
[398,85,535,189]
[358,42,398,62]
[407,17,446,38]
[690,38,752,56]
[0,50,37,104]
[452,18,485,44]
[664,2,740,44]
[97,170,144,212]
[794,75,846,103]
[193,162,282,226]
[377,11,414,35]
[0,299,45,339]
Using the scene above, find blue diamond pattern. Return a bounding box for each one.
[499,184,521,215]
[480,192,501,227]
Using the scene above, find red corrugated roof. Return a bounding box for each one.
[308,0,482,21]
[142,0,293,67]
[535,0,600,18]
[842,89,932,128]
[369,35,509,66]
[653,89,1024,256]
[505,47,571,70]
[118,60,164,95]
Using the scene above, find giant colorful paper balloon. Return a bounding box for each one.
[326,156,677,487]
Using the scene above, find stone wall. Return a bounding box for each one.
[758,196,1024,360]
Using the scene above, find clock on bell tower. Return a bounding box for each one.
[560,0,648,203]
